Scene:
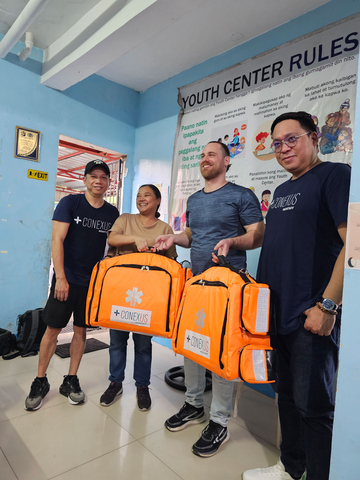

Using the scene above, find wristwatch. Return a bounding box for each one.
[316,298,339,315]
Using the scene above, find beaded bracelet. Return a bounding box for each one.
[316,302,337,316]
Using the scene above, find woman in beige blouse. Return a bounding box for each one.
[100,184,177,411]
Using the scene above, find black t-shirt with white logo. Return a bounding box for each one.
[257,162,350,334]
[53,194,119,286]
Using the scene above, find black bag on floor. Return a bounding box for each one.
[16,308,47,357]
[3,308,47,360]
[0,328,17,357]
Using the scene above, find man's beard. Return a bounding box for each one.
[200,164,223,180]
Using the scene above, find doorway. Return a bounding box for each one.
[53,135,127,335]
[56,135,126,208]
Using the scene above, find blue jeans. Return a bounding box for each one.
[184,357,235,427]
[272,314,340,480]
[109,330,152,387]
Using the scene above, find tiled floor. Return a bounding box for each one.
[0,330,279,480]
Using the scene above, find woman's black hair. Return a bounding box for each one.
[139,184,161,218]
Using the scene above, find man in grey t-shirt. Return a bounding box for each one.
[155,141,264,457]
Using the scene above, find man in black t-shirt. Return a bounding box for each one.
[25,160,119,411]
[243,112,350,480]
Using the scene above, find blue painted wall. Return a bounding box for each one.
[0,38,139,332]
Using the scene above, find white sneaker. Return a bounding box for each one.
[243,459,297,479]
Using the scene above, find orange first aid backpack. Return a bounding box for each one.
[173,257,275,383]
[86,253,192,338]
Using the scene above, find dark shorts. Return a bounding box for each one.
[43,276,89,329]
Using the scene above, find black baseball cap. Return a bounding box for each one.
[84,159,110,176]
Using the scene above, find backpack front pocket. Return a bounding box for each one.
[174,279,229,372]
[96,264,172,332]
[240,283,270,335]
[238,344,275,383]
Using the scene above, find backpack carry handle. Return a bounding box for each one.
[216,255,250,283]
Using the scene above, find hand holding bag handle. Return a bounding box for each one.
[216,255,252,283]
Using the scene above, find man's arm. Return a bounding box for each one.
[154,227,192,251]
[304,221,347,336]
[51,220,70,302]
[212,221,265,261]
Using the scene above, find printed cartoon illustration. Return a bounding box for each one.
[320,113,338,154]
[319,100,353,155]
[252,120,274,161]
[336,128,353,152]
[211,122,247,159]
[335,98,351,129]
[232,128,240,145]
[261,189,271,219]
[255,132,269,151]
[222,129,245,158]
[170,198,188,233]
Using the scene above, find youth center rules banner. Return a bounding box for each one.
[169,15,359,231]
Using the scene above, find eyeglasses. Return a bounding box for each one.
[270,132,311,152]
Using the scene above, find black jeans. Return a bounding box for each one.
[272,314,340,480]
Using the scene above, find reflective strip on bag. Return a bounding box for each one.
[252,349,267,382]
[255,287,270,333]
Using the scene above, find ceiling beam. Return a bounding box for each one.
[41,0,207,91]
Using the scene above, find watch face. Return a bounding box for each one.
[323,298,336,310]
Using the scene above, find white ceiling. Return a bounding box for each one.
[0,0,331,92]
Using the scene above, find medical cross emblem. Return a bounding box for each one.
[74,216,82,224]
[195,308,206,331]
[187,335,191,342]
[126,287,143,306]
[113,310,120,316]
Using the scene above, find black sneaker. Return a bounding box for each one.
[100,381,123,406]
[59,375,85,405]
[24,376,50,411]
[192,420,229,457]
[136,385,151,411]
[165,402,206,431]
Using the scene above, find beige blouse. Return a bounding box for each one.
[108,213,177,259]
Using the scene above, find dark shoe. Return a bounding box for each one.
[59,375,85,405]
[100,381,123,406]
[24,376,50,411]
[165,402,206,431]
[136,385,151,411]
[192,420,229,457]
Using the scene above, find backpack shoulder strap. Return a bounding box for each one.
[21,309,41,355]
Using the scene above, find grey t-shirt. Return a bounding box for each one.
[186,182,263,275]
